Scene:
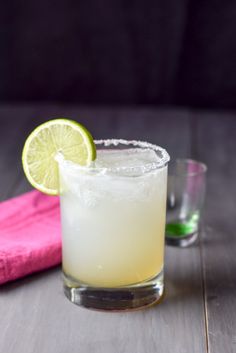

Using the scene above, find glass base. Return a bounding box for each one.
[165,231,198,247]
[63,270,164,311]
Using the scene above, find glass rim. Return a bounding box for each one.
[170,158,207,177]
[57,139,170,174]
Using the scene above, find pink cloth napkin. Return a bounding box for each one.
[0,190,61,285]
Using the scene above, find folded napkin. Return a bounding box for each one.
[0,190,61,285]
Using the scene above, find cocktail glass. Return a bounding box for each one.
[57,139,170,311]
[166,159,207,247]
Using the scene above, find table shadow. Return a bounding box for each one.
[0,266,61,293]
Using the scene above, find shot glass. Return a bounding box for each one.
[57,139,170,311]
[165,159,207,247]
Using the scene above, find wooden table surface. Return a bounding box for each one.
[0,105,235,353]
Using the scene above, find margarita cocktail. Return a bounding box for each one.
[21,118,169,311]
[58,139,169,310]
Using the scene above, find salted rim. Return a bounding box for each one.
[57,139,170,174]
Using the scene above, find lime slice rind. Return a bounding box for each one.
[22,118,96,195]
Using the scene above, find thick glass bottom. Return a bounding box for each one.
[165,231,198,247]
[63,270,164,311]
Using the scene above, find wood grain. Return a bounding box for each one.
[0,105,38,200]
[194,112,236,353]
[0,106,207,353]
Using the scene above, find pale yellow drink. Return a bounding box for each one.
[59,147,167,288]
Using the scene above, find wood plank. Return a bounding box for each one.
[194,112,236,353]
[0,106,207,353]
[0,105,38,200]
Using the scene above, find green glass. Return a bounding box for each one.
[166,159,207,247]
